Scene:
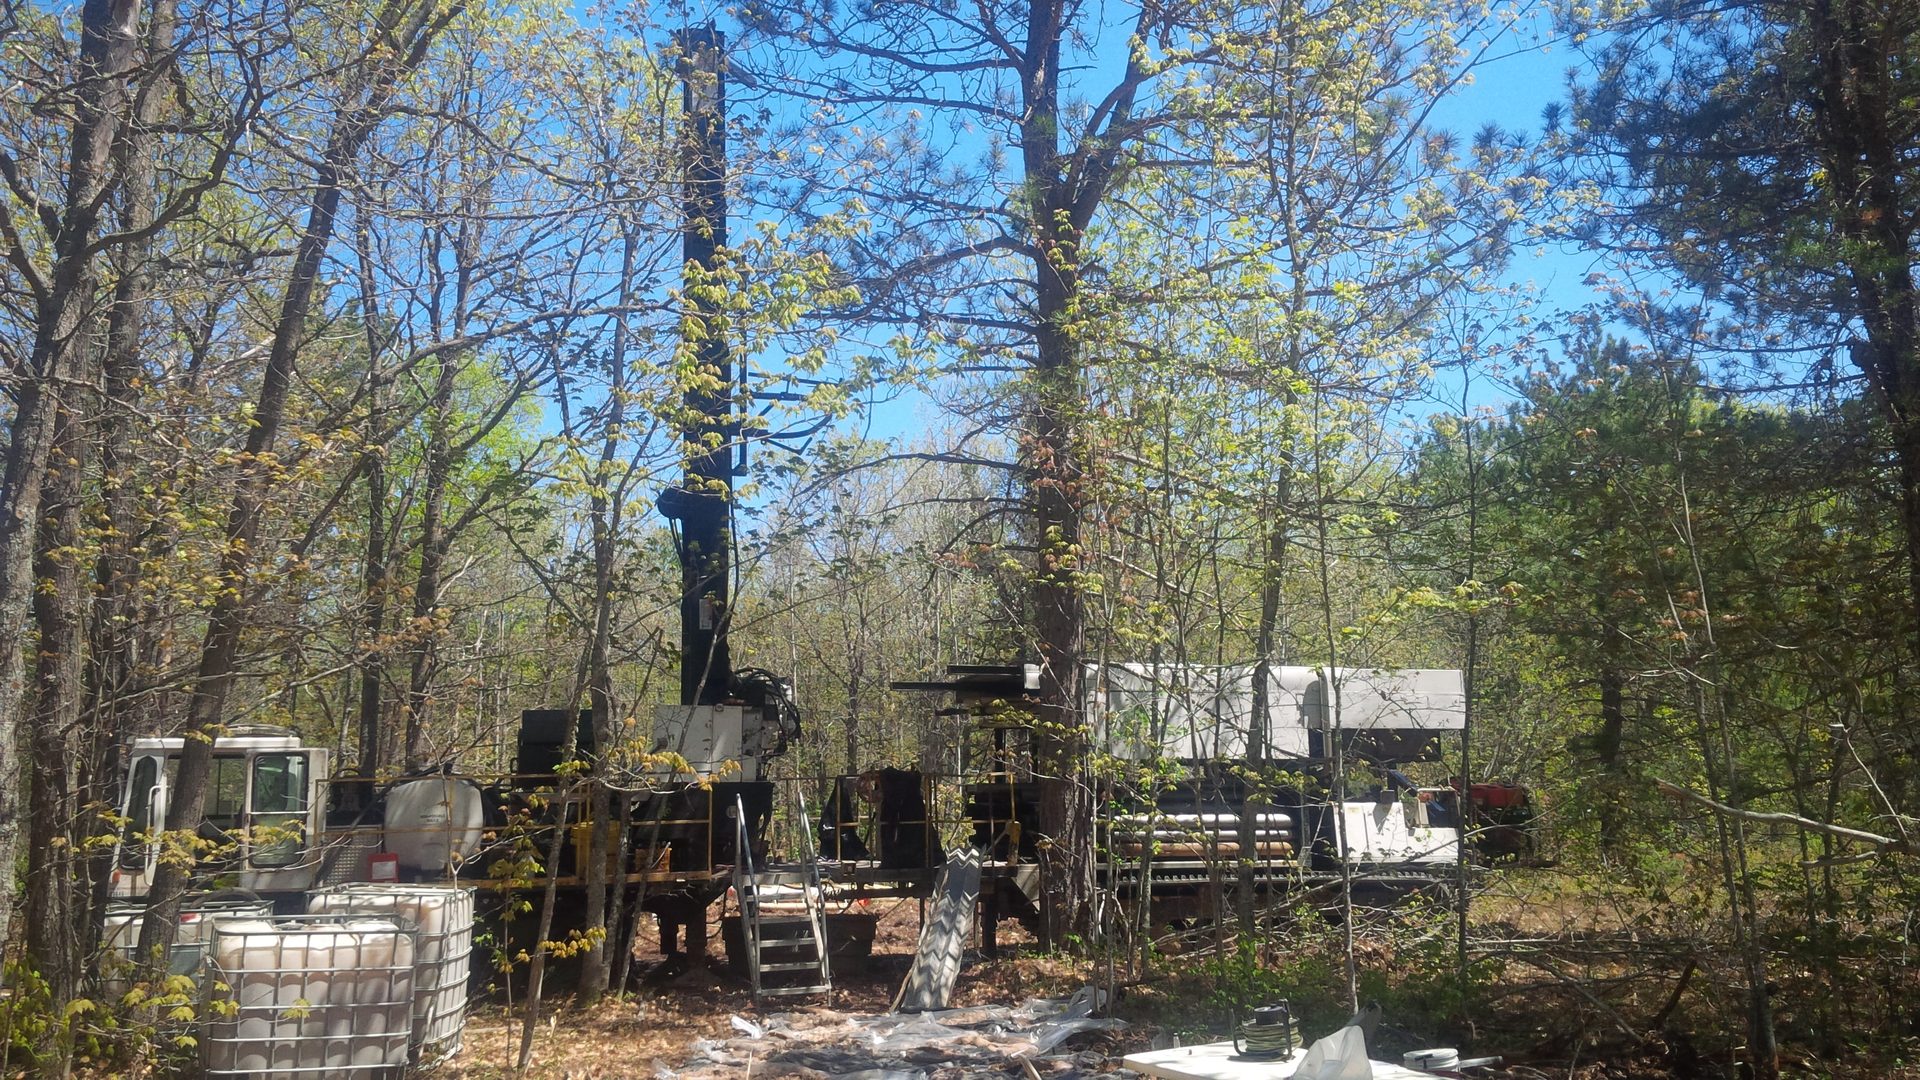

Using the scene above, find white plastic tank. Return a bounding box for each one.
[204,916,414,1076]
[382,776,486,878]
[99,898,274,994]
[308,883,475,1063]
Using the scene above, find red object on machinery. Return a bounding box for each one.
[1447,779,1540,863]
[1468,782,1529,810]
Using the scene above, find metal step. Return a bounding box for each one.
[751,869,817,885]
[756,941,819,954]
[756,917,816,931]
[755,929,818,942]
[738,791,833,1004]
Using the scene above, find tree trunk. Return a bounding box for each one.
[402,352,458,768]
[354,200,391,780]
[358,447,391,776]
[845,610,863,773]
[136,0,457,966]
[402,175,480,770]
[1239,519,1287,938]
[0,331,70,980]
[0,0,143,967]
[1019,0,1096,949]
[519,638,595,1067]
[579,221,637,1002]
[26,402,92,1010]
[78,0,178,977]
[1595,665,1627,853]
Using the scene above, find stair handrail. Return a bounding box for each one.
[734,793,757,882]
[791,791,831,994]
[735,794,761,998]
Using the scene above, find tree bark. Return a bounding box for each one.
[0,0,144,967]
[1595,665,1627,853]
[401,352,458,768]
[1021,0,1096,949]
[579,221,637,1002]
[354,199,392,780]
[78,0,178,981]
[1239,518,1288,938]
[358,438,391,776]
[26,402,92,1008]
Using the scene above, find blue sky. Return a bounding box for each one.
[1435,34,1601,309]
[627,5,1616,483]
[826,11,1605,446]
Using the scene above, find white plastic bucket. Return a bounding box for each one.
[1405,1047,1461,1070]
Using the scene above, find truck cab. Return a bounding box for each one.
[111,726,329,902]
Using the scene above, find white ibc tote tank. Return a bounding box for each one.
[383,776,486,878]
[203,916,414,1076]
[308,883,475,1063]
[99,896,273,993]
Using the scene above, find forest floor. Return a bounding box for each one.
[447,870,1920,1080]
[452,897,1109,1078]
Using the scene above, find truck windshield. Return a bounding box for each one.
[118,757,159,869]
[208,755,246,832]
[249,752,309,867]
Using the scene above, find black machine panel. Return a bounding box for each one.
[516,709,593,784]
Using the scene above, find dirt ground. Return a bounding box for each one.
[442,874,1920,1080]
[450,896,1108,1078]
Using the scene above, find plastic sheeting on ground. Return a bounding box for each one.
[654,987,1133,1080]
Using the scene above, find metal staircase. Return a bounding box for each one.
[734,795,832,1000]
